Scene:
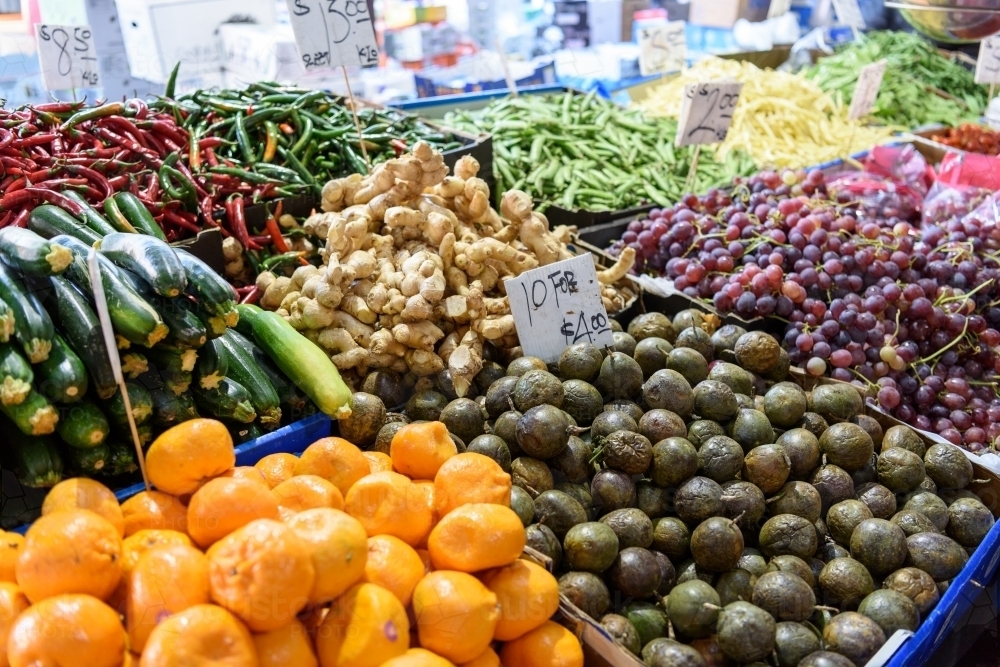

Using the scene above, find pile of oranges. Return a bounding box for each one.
[0,418,584,667]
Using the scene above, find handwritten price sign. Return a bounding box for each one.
[35,24,100,91]
[976,36,1000,85]
[848,60,887,121]
[676,82,743,147]
[285,0,379,70]
[832,0,866,29]
[506,255,614,363]
[638,21,686,77]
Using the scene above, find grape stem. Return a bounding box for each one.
[915,318,970,366]
[934,279,993,307]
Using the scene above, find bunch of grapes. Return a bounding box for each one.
[609,169,1000,451]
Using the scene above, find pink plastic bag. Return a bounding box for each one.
[827,171,923,222]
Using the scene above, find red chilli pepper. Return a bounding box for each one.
[162,209,201,234]
[0,128,13,150]
[0,188,87,214]
[13,133,58,148]
[6,178,26,193]
[100,116,150,149]
[10,209,29,228]
[108,174,130,189]
[265,202,290,253]
[239,286,262,305]
[33,101,82,113]
[226,195,256,250]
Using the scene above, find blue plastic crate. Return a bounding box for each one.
[9,414,333,534]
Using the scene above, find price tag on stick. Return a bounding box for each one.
[638,21,686,77]
[832,0,866,29]
[848,59,887,121]
[505,255,614,364]
[676,82,742,147]
[976,36,1000,84]
[35,24,100,91]
[285,0,379,70]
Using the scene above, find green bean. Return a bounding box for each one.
[446,92,753,212]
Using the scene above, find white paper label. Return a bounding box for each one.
[768,0,792,19]
[676,82,742,147]
[848,59,887,121]
[35,24,100,91]
[832,0,866,29]
[638,21,686,77]
[506,255,614,363]
[285,0,379,70]
[976,36,1000,84]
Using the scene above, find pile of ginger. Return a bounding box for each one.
[255,142,636,396]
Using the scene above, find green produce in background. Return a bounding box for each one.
[445,91,755,212]
[806,31,988,128]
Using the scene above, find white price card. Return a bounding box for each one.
[976,35,1000,85]
[767,0,792,19]
[832,0,866,29]
[638,21,686,77]
[285,0,379,70]
[35,24,100,91]
[505,255,614,363]
[848,59,887,121]
[676,82,743,147]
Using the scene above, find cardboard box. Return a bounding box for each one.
[114,0,275,83]
[689,0,771,28]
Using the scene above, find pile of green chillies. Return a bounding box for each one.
[445,91,755,212]
[806,31,988,128]
[152,80,466,196]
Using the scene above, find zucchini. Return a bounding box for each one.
[97,233,187,298]
[0,297,13,343]
[54,235,169,348]
[101,196,138,234]
[105,381,153,427]
[0,228,73,276]
[236,330,309,417]
[112,192,167,241]
[175,249,238,326]
[0,261,54,363]
[56,400,110,449]
[227,421,263,445]
[121,351,149,379]
[161,301,207,349]
[105,439,138,476]
[47,276,117,399]
[237,305,352,420]
[60,190,117,237]
[217,331,281,429]
[118,270,206,350]
[28,205,103,246]
[195,339,227,390]
[147,346,196,395]
[3,416,63,488]
[187,298,227,339]
[111,420,154,448]
[193,377,256,423]
[1,389,59,435]
[0,343,33,406]
[65,442,110,475]
[35,334,88,404]
[149,388,198,428]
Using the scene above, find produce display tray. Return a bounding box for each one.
[3,414,333,533]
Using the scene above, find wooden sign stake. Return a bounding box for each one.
[88,251,150,491]
[341,66,372,172]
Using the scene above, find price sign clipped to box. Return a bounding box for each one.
[638,21,686,77]
[35,24,100,91]
[506,255,614,363]
[832,0,866,29]
[676,82,743,147]
[285,0,379,70]
[976,36,1000,85]
[848,59,887,121]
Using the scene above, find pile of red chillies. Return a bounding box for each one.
[930,123,1000,156]
[0,99,287,248]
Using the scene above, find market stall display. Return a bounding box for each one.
[930,123,1000,154]
[253,142,638,391]
[806,31,988,129]
[443,91,756,212]
[635,57,897,169]
[0,417,583,666]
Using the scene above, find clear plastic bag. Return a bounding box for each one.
[921,181,993,226]
[862,144,935,196]
[827,171,923,222]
